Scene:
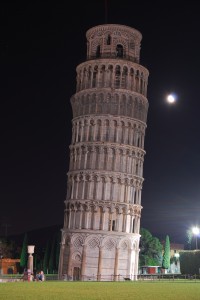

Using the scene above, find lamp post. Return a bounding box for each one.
[174,252,180,273]
[192,227,199,250]
[174,253,180,259]
[27,245,35,274]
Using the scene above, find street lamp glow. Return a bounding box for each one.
[174,253,180,258]
[192,226,199,250]
[192,227,200,235]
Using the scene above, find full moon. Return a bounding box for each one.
[166,94,176,104]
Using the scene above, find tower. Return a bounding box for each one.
[59,24,149,281]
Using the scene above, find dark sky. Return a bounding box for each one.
[1,1,200,244]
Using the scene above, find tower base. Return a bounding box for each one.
[58,230,140,281]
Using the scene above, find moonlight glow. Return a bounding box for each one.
[167,94,176,103]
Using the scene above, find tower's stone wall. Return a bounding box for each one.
[59,24,149,281]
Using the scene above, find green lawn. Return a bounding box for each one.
[0,281,200,300]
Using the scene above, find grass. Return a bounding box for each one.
[0,281,200,300]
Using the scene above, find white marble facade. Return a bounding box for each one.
[58,24,149,281]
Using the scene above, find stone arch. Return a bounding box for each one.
[72,251,82,262]
[104,119,110,141]
[91,93,97,113]
[98,93,104,113]
[114,65,121,89]
[102,205,110,229]
[113,36,127,57]
[99,64,106,88]
[116,44,124,58]
[131,240,137,251]
[105,33,111,45]
[96,45,101,58]
[82,67,87,89]
[88,66,92,89]
[135,70,140,92]
[107,64,113,86]
[61,233,70,245]
[130,67,135,90]
[100,236,117,276]
[113,37,127,49]
[91,38,103,55]
[88,203,96,229]
[85,235,100,249]
[118,238,131,250]
[92,65,98,88]
[121,66,128,89]
[102,236,117,251]
[112,119,118,142]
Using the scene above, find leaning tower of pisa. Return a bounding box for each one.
[58,24,149,281]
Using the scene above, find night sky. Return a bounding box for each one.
[1,1,200,244]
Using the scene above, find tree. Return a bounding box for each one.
[34,253,37,271]
[139,228,163,266]
[43,240,50,274]
[186,229,193,250]
[49,234,56,273]
[0,238,16,258]
[162,235,170,269]
[20,233,28,270]
[55,231,61,271]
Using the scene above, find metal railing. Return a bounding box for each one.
[1,273,200,282]
[138,274,200,281]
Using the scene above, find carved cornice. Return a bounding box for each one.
[86,24,142,42]
[67,170,144,184]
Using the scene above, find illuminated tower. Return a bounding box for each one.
[59,24,149,281]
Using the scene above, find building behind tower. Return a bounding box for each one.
[58,24,149,281]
